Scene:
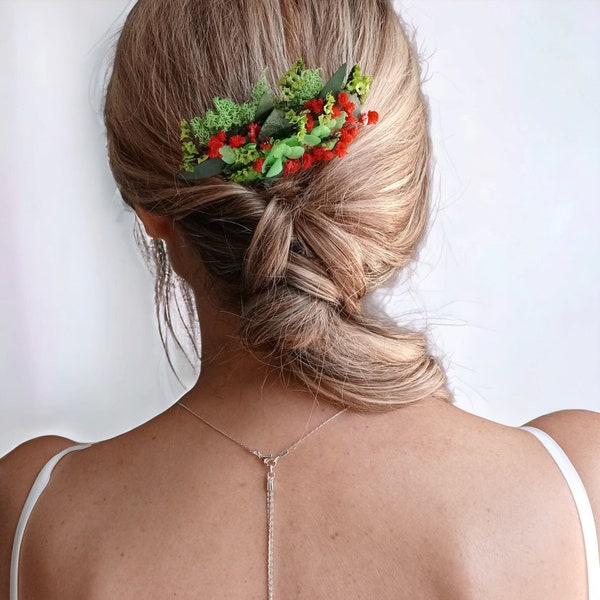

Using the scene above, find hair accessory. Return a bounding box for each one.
[179,59,378,183]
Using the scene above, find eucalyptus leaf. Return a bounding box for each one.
[219,145,236,165]
[263,152,276,170]
[255,93,275,121]
[319,63,347,99]
[303,134,321,146]
[266,157,283,178]
[284,146,305,159]
[282,137,301,147]
[179,158,225,180]
[332,113,347,130]
[260,109,292,139]
[311,125,331,138]
[272,143,289,159]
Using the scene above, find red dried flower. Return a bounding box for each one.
[247,122,261,143]
[337,92,349,106]
[359,113,369,125]
[216,131,227,142]
[260,138,273,150]
[253,158,265,173]
[339,129,353,145]
[229,135,246,148]
[208,134,224,147]
[207,134,225,158]
[311,147,325,161]
[301,153,314,170]
[304,98,324,114]
[340,125,359,143]
[283,159,301,175]
[337,92,355,116]
[331,105,342,119]
[367,111,379,125]
[333,142,348,158]
[305,114,315,132]
[345,114,358,126]
[312,147,334,162]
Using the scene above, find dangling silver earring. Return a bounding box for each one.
[155,238,167,264]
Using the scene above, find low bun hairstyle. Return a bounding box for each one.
[104,0,452,410]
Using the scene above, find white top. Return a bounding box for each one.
[10,443,91,600]
[10,428,600,599]
[521,426,599,598]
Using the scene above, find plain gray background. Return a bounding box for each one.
[1,0,598,456]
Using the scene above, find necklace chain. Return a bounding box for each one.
[177,401,348,600]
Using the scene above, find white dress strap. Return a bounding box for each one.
[521,426,600,599]
[10,443,92,600]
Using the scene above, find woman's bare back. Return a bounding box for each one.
[3,400,597,599]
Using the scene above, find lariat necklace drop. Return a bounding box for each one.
[178,401,348,600]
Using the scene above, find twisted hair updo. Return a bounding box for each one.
[104,0,452,410]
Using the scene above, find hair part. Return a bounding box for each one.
[105,0,452,410]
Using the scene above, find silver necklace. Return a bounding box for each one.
[178,401,348,600]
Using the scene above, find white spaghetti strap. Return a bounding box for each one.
[10,443,92,600]
[521,426,600,599]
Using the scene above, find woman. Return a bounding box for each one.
[2,0,598,598]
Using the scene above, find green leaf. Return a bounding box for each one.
[263,151,276,168]
[255,92,275,121]
[311,125,331,138]
[331,113,347,131]
[219,145,236,164]
[282,137,302,147]
[179,158,226,180]
[260,108,292,139]
[272,143,289,159]
[303,134,321,146]
[284,146,305,159]
[319,63,347,99]
[266,157,283,178]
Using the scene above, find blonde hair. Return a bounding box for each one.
[104,0,451,410]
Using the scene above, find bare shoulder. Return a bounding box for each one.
[524,409,600,466]
[0,435,79,497]
[524,409,600,523]
[0,435,76,596]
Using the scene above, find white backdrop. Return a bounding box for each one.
[1,0,598,456]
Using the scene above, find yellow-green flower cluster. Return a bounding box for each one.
[344,65,373,104]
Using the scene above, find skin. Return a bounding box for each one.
[1,210,598,599]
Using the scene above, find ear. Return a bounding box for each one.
[134,206,175,240]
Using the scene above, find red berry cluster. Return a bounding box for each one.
[206,123,263,158]
[301,92,379,167]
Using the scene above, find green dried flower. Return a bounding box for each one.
[278,59,323,105]
[235,145,260,166]
[343,64,373,104]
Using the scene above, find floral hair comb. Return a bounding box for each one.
[179,59,378,183]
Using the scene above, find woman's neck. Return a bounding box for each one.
[178,293,346,454]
